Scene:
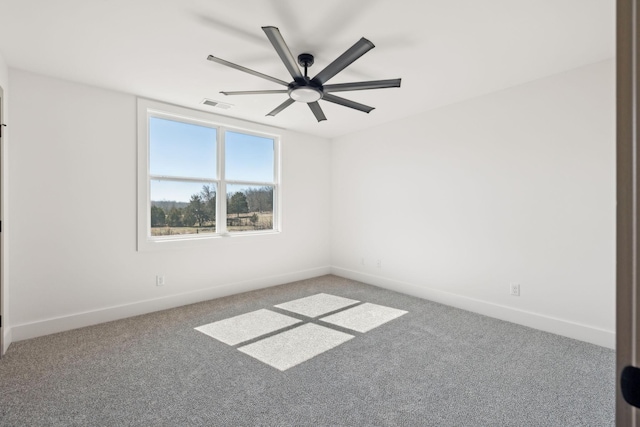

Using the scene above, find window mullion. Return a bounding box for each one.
[150,175,219,184]
[274,139,280,232]
[225,179,275,187]
[218,127,227,234]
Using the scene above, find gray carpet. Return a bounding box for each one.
[0,275,614,426]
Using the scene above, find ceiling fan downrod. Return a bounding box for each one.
[297,53,314,79]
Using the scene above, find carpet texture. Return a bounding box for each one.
[0,275,614,426]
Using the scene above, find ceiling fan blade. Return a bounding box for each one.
[322,93,374,113]
[207,55,289,86]
[308,102,327,122]
[312,38,375,85]
[221,90,288,96]
[267,98,295,117]
[323,78,401,93]
[262,26,304,80]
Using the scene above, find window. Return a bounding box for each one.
[137,99,280,250]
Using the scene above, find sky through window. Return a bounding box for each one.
[150,117,275,202]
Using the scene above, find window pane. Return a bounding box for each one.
[225,131,274,182]
[150,180,217,236]
[150,117,217,179]
[226,184,274,232]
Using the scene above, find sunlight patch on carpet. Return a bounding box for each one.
[320,302,408,333]
[195,309,301,345]
[195,294,407,371]
[274,293,359,318]
[238,323,354,371]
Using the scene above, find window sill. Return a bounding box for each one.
[137,230,281,252]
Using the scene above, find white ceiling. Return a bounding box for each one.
[0,0,614,139]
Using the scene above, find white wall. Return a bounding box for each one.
[8,69,331,340]
[6,60,616,349]
[331,59,615,348]
[0,51,9,354]
[0,53,7,94]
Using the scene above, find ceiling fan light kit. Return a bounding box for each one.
[289,86,322,103]
[207,26,401,122]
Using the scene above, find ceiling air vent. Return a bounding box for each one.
[201,99,232,109]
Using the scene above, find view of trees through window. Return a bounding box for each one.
[147,115,277,237]
[150,185,274,236]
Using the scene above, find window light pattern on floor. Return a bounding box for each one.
[274,293,359,318]
[238,323,354,371]
[195,293,408,371]
[320,302,408,333]
[194,309,301,346]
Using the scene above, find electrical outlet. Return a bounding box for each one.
[376,259,382,268]
[156,275,165,286]
[510,283,520,296]
[360,258,366,266]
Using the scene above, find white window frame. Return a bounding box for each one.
[137,98,281,251]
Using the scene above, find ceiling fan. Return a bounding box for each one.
[207,26,402,122]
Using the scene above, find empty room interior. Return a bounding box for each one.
[0,1,619,426]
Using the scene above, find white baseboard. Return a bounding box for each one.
[331,266,615,349]
[9,265,616,349]
[11,266,331,342]
[2,326,11,355]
